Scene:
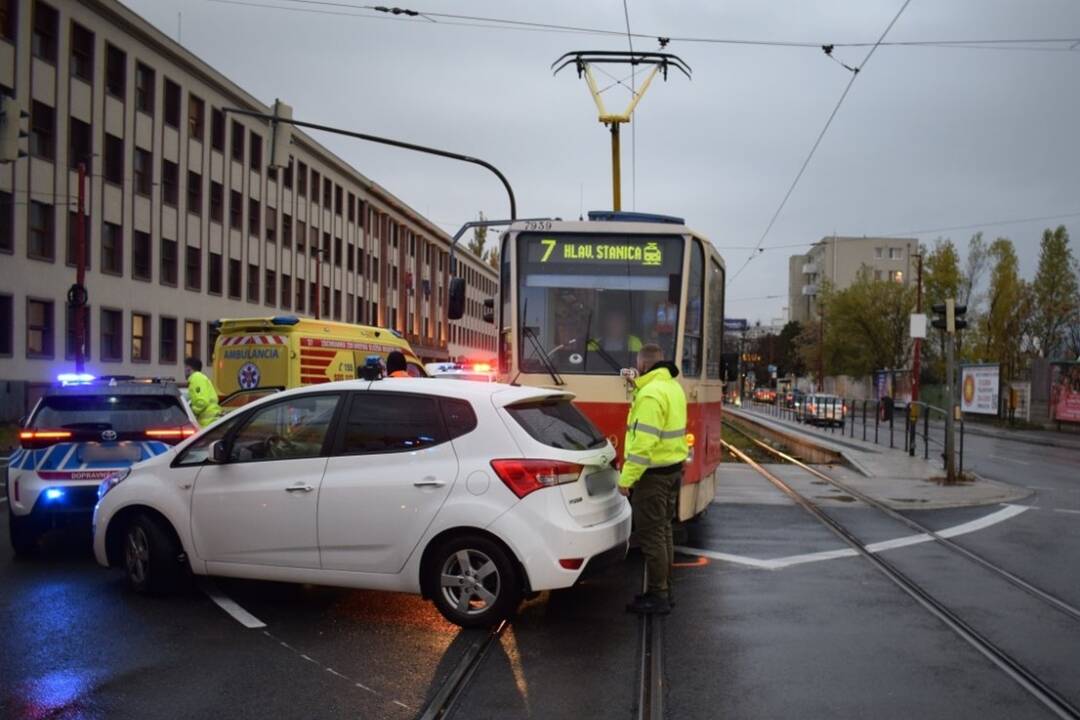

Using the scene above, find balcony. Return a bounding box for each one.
[802,284,819,296]
[802,263,817,275]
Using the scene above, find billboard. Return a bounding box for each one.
[1050,362,1080,424]
[724,318,749,333]
[960,364,1000,415]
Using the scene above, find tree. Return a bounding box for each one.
[982,238,1030,379]
[487,244,500,270]
[961,231,989,308]
[466,211,488,262]
[778,321,805,377]
[1030,225,1078,358]
[922,239,963,380]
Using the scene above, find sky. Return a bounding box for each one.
[126,0,1080,324]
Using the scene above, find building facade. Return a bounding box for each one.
[0,0,497,415]
[788,235,919,325]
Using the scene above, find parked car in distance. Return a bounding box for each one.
[800,393,846,428]
[92,378,631,628]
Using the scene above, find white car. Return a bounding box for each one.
[93,378,631,627]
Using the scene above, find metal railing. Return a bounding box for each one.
[742,396,964,473]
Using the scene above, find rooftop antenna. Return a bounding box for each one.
[552,50,691,212]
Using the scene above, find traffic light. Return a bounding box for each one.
[269,99,293,170]
[931,299,968,333]
[0,95,29,163]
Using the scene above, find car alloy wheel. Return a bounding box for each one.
[440,548,501,616]
[125,525,151,587]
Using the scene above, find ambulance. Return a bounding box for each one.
[212,316,426,407]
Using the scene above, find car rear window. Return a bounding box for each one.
[505,398,607,450]
[32,395,189,433]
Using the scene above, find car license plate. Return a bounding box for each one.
[80,443,141,462]
[585,468,617,496]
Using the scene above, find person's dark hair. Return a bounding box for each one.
[386,351,407,374]
[184,356,203,372]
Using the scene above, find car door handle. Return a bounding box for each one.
[413,479,446,488]
[285,484,315,493]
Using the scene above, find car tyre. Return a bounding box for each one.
[9,509,40,557]
[429,535,521,628]
[123,513,188,594]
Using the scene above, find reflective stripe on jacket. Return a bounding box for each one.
[587,335,643,352]
[619,363,688,488]
[187,371,222,427]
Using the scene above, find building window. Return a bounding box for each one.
[247,263,259,303]
[209,181,223,222]
[208,251,223,294]
[100,308,122,362]
[187,171,202,216]
[211,107,225,151]
[874,247,883,259]
[297,220,307,253]
[26,298,55,358]
[131,312,150,362]
[231,120,244,162]
[28,201,54,260]
[135,62,154,114]
[282,215,292,248]
[265,269,276,306]
[31,1,58,62]
[30,101,55,160]
[889,247,903,260]
[66,211,91,269]
[64,303,90,360]
[334,236,342,267]
[333,290,342,320]
[1,0,19,42]
[297,162,307,197]
[70,22,94,82]
[163,78,181,128]
[162,159,179,206]
[160,316,177,364]
[249,131,262,170]
[161,238,177,285]
[104,134,123,184]
[334,184,342,215]
[133,147,152,196]
[281,275,292,309]
[228,258,241,299]
[283,162,293,189]
[68,117,92,169]
[295,278,305,312]
[248,198,260,236]
[188,94,205,140]
[265,206,276,243]
[347,243,354,271]
[184,320,200,362]
[229,190,242,230]
[311,170,320,204]
[322,231,330,257]
[347,192,355,222]
[101,221,122,275]
[185,245,201,291]
[105,44,126,97]
[322,177,331,206]
[132,230,151,280]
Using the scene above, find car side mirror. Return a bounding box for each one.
[209,439,229,464]
[448,278,466,320]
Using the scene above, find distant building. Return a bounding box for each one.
[788,236,919,325]
[0,0,496,417]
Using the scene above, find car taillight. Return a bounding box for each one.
[19,429,73,449]
[490,459,583,499]
[145,426,198,444]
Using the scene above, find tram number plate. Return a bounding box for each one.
[585,468,618,496]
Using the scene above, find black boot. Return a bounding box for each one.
[626,592,671,615]
[632,590,675,609]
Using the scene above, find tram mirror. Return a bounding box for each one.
[721,352,739,382]
[668,274,680,304]
[482,298,495,323]
[448,278,466,319]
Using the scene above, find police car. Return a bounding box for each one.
[6,374,197,555]
[424,361,496,383]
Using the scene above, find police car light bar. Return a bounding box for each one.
[57,372,96,385]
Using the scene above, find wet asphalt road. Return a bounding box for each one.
[2,449,1078,719]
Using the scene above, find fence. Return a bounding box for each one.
[746,396,964,474]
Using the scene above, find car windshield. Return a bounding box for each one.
[517,233,684,375]
[32,394,189,433]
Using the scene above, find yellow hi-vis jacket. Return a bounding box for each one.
[187,371,222,427]
[619,362,689,488]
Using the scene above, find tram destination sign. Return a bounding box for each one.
[527,236,665,268]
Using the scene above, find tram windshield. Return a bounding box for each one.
[517,233,684,375]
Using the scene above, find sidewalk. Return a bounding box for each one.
[933,418,1080,451]
[726,406,1031,511]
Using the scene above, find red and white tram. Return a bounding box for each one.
[494,212,726,520]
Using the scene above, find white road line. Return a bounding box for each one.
[355,682,376,694]
[677,503,1030,570]
[198,579,267,628]
[393,701,411,710]
[1053,508,1080,516]
[989,454,1031,466]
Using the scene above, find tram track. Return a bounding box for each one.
[416,620,508,720]
[718,425,1080,720]
[637,569,665,720]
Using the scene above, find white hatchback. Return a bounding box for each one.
[92,379,631,627]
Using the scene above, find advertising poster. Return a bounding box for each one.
[960,364,1000,415]
[1050,362,1080,424]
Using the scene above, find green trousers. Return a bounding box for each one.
[631,465,682,597]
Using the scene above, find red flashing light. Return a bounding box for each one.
[19,429,73,449]
[490,459,583,499]
[145,426,198,441]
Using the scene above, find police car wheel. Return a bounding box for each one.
[8,508,40,557]
[429,536,520,628]
[123,514,186,594]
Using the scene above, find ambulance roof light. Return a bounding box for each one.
[271,315,300,325]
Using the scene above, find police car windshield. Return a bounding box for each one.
[33,395,189,433]
[517,233,683,376]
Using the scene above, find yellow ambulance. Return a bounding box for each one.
[212,316,426,406]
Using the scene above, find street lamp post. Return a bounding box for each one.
[911,252,923,403]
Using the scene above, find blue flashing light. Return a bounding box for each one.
[270,315,300,326]
[44,488,65,501]
[57,372,96,385]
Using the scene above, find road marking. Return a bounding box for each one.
[393,700,411,710]
[1053,508,1080,515]
[198,579,267,628]
[677,503,1030,570]
[989,454,1031,466]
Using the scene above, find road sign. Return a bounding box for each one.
[910,313,927,339]
[724,318,748,332]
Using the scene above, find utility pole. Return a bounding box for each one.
[911,252,923,403]
[932,299,968,483]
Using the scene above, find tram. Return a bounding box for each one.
[493,211,726,520]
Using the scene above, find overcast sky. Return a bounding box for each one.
[128,0,1080,324]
